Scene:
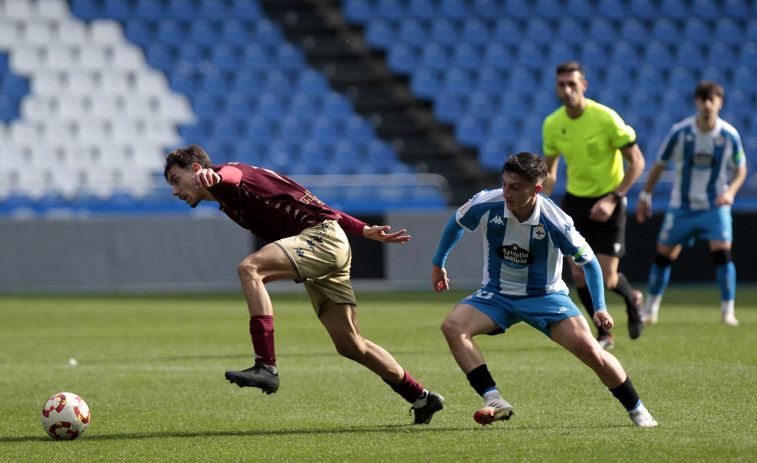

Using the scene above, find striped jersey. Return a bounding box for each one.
[455,189,595,296]
[657,116,746,211]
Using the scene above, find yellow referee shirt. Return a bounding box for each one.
[542,99,636,198]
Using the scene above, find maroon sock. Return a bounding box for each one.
[384,369,424,403]
[249,315,276,366]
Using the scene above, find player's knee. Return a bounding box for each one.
[440,317,463,340]
[333,337,364,361]
[711,249,732,265]
[236,258,262,280]
[655,253,673,267]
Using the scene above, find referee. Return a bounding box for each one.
[541,61,646,349]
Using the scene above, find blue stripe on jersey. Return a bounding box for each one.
[680,126,695,209]
[707,140,726,204]
[525,222,549,295]
[485,210,506,292]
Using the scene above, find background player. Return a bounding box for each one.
[636,80,747,326]
[542,61,646,349]
[431,152,657,428]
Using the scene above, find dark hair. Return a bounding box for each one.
[556,61,585,79]
[164,144,213,180]
[694,80,724,100]
[502,152,548,185]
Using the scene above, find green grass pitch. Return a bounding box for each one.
[1,286,755,462]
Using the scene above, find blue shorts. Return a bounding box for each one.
[460,288,583,338]
[658,207,732,247]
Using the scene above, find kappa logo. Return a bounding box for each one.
[490,215,505,225]
[558,306,568,313]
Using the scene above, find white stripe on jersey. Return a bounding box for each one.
[657,116,746,211]
[455,190,594,296]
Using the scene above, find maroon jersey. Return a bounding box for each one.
[207,162,367,242]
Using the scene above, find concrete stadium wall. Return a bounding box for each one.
[1,211,755,293]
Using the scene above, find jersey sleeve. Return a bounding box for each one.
[657,126,681,163]
[337,212,369,235]
[605,108,636,149]
[729,130,746,167]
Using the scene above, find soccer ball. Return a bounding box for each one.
[41,392,90,440]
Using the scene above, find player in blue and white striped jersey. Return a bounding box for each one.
[432,152,657,427]
[636,81,747,326]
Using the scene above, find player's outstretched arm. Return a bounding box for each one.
[431,264,449,292]
[363,225,411,244]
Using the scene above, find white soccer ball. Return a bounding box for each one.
[41,392,90,440]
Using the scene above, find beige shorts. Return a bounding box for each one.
[275,220,356,315]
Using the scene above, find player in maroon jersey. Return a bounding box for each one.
[164,145,444,424]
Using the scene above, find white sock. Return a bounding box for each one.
[412,390,428,409]
[645,294,662,317]
[483,388,503,403]
[721,300,735,318]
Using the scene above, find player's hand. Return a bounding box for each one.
[431,265,449,292]
[715,191,735,206]
[363,225,411,244]
[593,310,614,330]
[589,196,616,222]
[192,168,220,189]
[636,198,652,223]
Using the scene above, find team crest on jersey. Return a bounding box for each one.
[532,224,546,240]
[716,134,725,146]
[497,244,534,269]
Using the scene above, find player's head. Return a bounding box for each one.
[164,144,213,181]
[502,152,548,186]
[501,153,547,217]
[555,61,587,108]
[694,80,724,119]
[164,145,214,208]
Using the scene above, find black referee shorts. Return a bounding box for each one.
[561,192,627,258]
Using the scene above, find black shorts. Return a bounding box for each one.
[561,192,627,258]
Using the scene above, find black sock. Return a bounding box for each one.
[609,376,641,411]
[466,364,497,396]
[612,273,635,305]
[577,286,610,337]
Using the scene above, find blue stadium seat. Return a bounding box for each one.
[365,19,394,50]
[156,19,185,46]
[410,68,440,100]
[262,69,293,95]
[190,19,219,46]
[123,18,153,48]
[630,89,660,117]
[739,41,757,67]
[533,89,557,111]
[652,18,680,43]
[343,0,372,24]
[1,73,29,97]
[476,66,505,93]
[192,92,221,118]
[322,91,354,121]
[442,67,473,95]
[387,43,418,74]
[212,116,242,142]
[258,94,285,121]
[168,0,196,21]
[279,116,308,145]
[606,63,634,94]
[510,66,539,93]
[644,41,672,68]
[222,19,251,47]
[693,0,719,18]
[516,42,545,70]
[255,19,285,47]
[589,17,616,43]
[211,43,239,71]
[724,0,751,17]
[487,115,518,145]
[652,112,676,138]
[526,18,554,44]
[242,43,272,71]
[503,0,531,20]
[135,0,164,21]
[612,41,640,67]
[565,0,594,20]
[748,18,757,41]
[169,67,198,94]
[289,93,319,120]
[733,66,754,92]
[175,43,204,68]
[300,140,329,171]
[70,0,99,21]
[725,89,751,118]
[231,0,264,22]
[522,114,543,141]
[620,18,647,45]
[453,42,483,70]
[677,41,705,68]
[420,42,450,71]
[581,41,608,69]
[0,95,19,121]
[598,0,626,19]
[700,65,729,86]
[332,141,363,174]
[709,42,737,67]
[145,44,175,72]
[345,115,375,145]
[479,140,507,171]
[376,0,406,21]
[494,17,522,45]
[637,64,666,94]
[398,18,427,46]
[597,88,623,109]
[715,18,743,44]
[245,116,273,145]
[462,17,490,45]
[102,0,132,21]
[440,0,470,19]
[535,0,563,20]
[557,17,585,44]
[498,89,529,118]
[311,116,339,146]
[660,0,688,19]
[668,66,697,93]
[232,69,261,96]
[276,43,307,71]
[226,92,254,121]
[472,0,500,17]
[430,18,460,46]
[456,116,486,148]
[297,69,330,96]
[683,18,710,45]
[466,90,497,120]
[433,91,465,124]
[483,42,512,70]
[407,0,437,20]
